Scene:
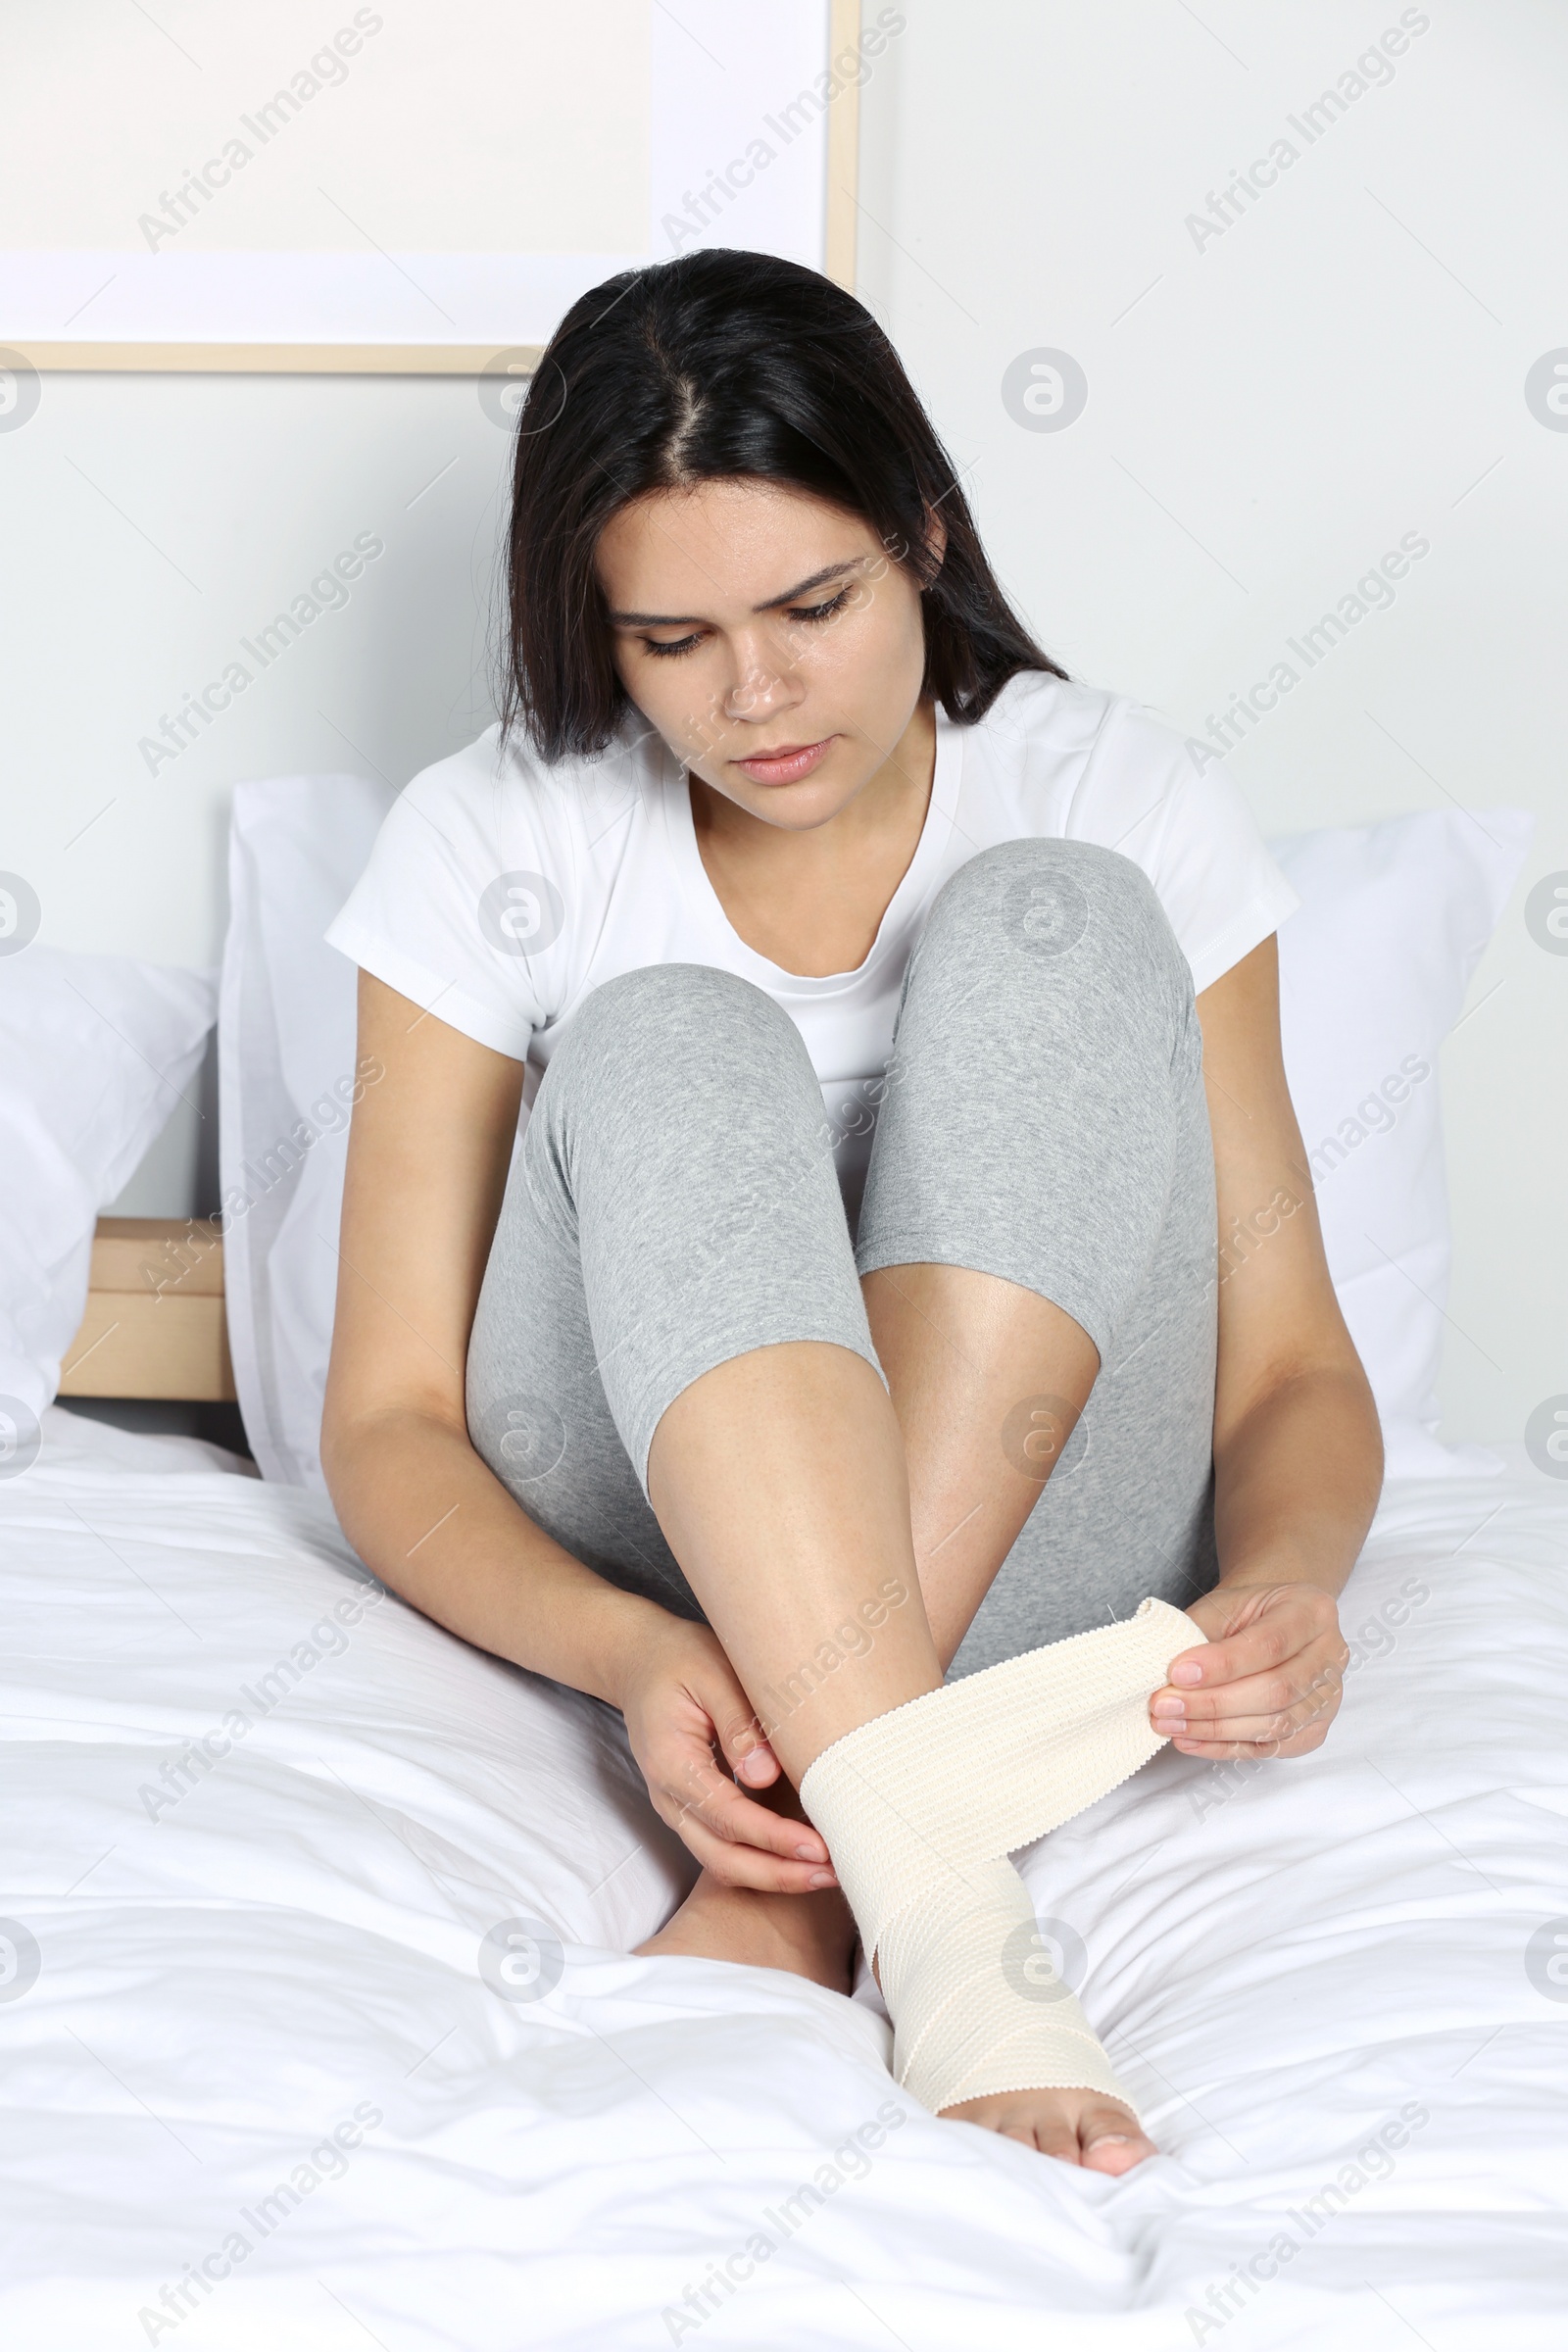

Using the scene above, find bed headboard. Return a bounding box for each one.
[60,1216,235,1402]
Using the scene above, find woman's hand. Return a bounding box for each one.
[1150,1581,1350,1759]
[612,1615,839,1892]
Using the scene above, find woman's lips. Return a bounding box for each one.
[732,736,834,785]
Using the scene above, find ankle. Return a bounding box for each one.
[704,1873,855,1949]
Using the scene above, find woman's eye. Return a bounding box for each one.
[639,586,850,661]
[788,589,852,625]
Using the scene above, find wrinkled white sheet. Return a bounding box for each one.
[2,1410,1565,2349]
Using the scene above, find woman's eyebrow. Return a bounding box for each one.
[755,558,861,611]
[606,558,861,628]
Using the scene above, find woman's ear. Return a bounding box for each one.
[879,511,946,583]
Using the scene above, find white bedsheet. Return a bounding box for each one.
[2,1409,1564,2350]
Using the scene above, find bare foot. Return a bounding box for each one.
[637,1888,1157,2171]
[939,2087,1156,2173]
[634,1868,858,1995]
[867,1955,1157,2171]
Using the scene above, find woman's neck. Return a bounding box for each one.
[687,700,939,978]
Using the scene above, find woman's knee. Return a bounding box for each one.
[923,838,1184,985]
[542,960,816,1102]
[528,960,834,1219]
[903,838,1199,1083]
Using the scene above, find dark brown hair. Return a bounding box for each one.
[500,248,1065,761]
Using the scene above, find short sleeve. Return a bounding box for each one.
[1074,701,1300,995]
[324,734,564,1060]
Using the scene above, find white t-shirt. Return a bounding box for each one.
[327,673,1298,1204]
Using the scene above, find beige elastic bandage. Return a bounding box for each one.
[799,1596,1203,2121]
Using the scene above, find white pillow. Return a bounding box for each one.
[0,946,217,1446]
[1271,809,1532,1479]
[219,776,396,1485]
[220,778,1528,1489]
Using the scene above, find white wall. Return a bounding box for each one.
[1,367,514,1208]
[2,0,1563,1445]
[856,0,1568,1448]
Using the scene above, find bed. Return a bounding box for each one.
[3,1405,1565,2347]
[2,783,1561,2347]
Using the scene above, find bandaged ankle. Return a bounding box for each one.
[798,1595,1202,2119]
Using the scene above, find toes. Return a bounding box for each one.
[937,2092,1157,2171]
[1080,2105,1155,2175]
[1081,2134,1149,2176]
[1030,2119,1084,2164]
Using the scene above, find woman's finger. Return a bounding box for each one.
[671,1815,844,1893]
[709,1697,782,1789]
[655,1739,834,1870]
[1153,1648,1344,1740]
[1164,1607,1322,1695]
[669,1643,784,1788]
[1161,1671,1344,1752]
[1158,1592,1345,1705]
[1171,1696,1339,1748]
[1173,1716,1335,1761]
[655,1754,841,1890]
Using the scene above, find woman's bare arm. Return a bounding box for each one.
[1151,935,1384,1759]
[318,973,833,1886]
[1201,935,1384,1593]
[318,971,670,1706]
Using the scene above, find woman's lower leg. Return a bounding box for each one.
[632,1294,1155,2169]
[859,1263,1101,1668]
[645,1339,943,1786]
[632,1298,1094,2001]
[637,1337,940,1992]
[633,1278,1100,1901]
[642,1271,1101,1725]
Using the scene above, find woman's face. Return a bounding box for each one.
[596,478,938,830]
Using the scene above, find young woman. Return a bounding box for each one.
[321,249,1380,2174]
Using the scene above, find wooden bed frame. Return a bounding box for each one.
[61,1217,235,1403]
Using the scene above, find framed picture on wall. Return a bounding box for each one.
[1,0,884,375]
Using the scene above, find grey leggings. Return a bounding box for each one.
[466,838,1219,1682]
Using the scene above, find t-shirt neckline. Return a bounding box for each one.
[661,709,962,998]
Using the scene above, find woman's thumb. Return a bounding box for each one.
[717,1703,779,1787]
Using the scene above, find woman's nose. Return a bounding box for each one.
[724,652,805,720]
